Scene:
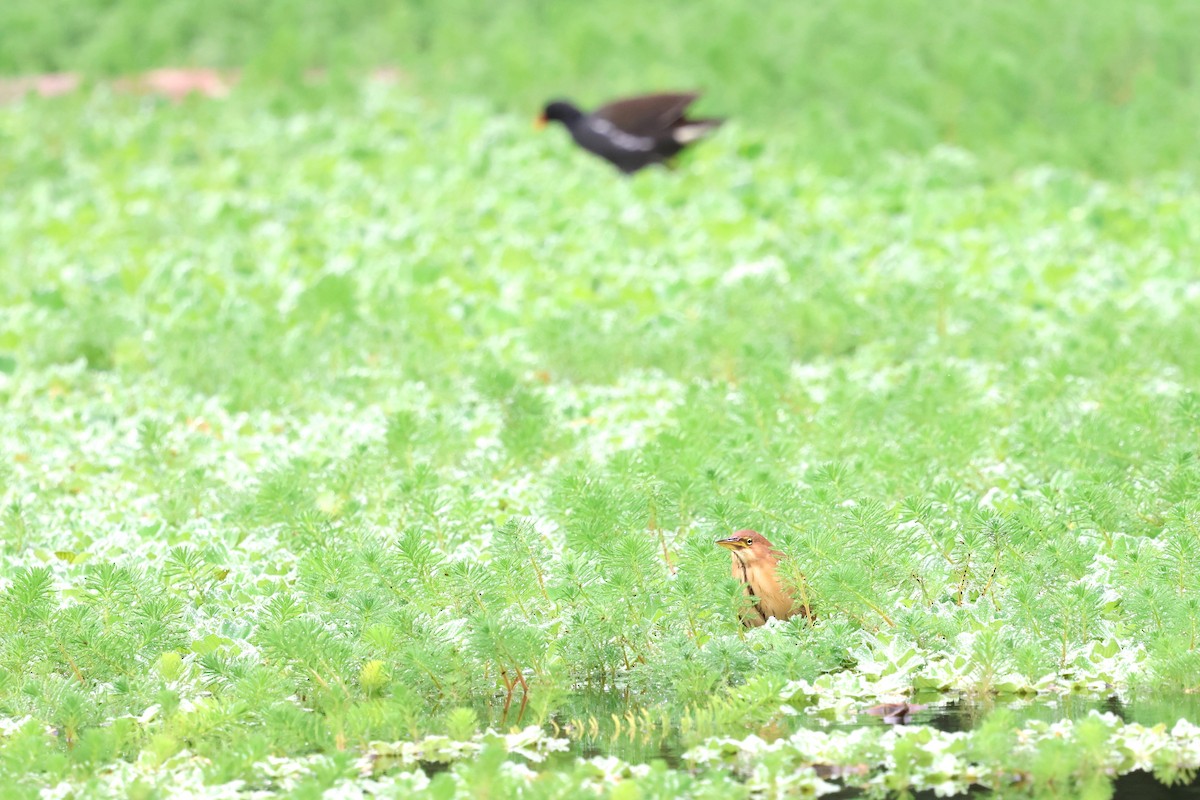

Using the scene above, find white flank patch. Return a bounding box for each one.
[672,123,715,143]
[586,118,655,151]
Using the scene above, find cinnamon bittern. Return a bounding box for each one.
[716,529,811,626]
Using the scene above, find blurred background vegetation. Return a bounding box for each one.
[2,0,1198,178]
[5,1,1200,795]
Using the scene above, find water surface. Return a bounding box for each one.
[483,690,1200,797]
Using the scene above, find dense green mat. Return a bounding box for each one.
[2,85,1200,795]
[3,0,1200,794]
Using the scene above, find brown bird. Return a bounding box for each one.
[715,529,811,626]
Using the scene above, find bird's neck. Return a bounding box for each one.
[732,551,752,586]
[556,106,584,126]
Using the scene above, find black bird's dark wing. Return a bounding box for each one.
[592,92,701,136]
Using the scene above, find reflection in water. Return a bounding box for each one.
[478,689,1200,797]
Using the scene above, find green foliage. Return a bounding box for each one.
[4,0,1200,177]
[2,11,1200,791]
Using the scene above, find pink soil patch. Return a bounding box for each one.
[112,68,239,101]
[0,65,404,105]
[369,67,404,85]
[0,72,81,103]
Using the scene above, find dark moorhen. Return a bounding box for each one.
[537,92,723,174]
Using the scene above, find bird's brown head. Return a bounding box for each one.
[715,529,774,561]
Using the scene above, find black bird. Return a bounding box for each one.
[537,92,723,174]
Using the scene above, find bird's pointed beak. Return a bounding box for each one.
[715,537,746,550]
[534,113,548,130]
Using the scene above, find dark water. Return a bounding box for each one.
[820,773,1200,800]
[486,691,1200,798]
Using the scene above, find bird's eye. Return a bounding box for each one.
[742,538,753,545]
